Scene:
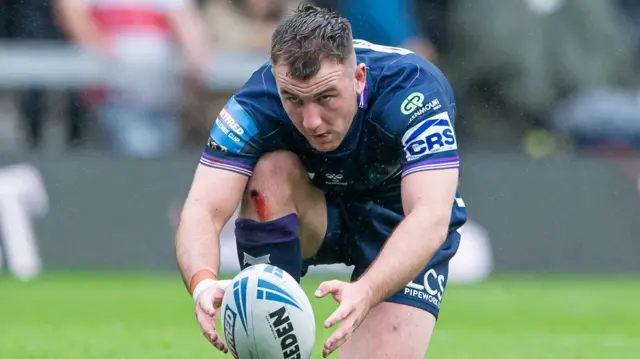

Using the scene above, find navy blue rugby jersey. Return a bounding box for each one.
[200,40,466,228]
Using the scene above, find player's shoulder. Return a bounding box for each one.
[216,61,290,137]
[206,61,290,154]
[356,40,456,138]
[231,61,286,123]
[354,39,450,91]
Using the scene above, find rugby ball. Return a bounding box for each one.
[221,264,315,359]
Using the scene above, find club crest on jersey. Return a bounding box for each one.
[402,112,457,161]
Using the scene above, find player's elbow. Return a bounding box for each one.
[432,213,451,246]
[413,202,451,245]
[179,198,222,233]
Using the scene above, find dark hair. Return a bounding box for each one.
[270,4,354,80]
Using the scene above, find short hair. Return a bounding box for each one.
[270,4,354,80]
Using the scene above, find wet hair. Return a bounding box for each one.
[270,4,354,80]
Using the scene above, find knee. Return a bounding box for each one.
[239,151,307,219]
[249,150,307,188]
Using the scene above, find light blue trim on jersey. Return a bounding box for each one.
[208,96,259,154]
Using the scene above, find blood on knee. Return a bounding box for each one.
[250,190,269,221]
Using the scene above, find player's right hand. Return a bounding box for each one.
[194,279,231,352]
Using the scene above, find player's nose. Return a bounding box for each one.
[301,105,322,131]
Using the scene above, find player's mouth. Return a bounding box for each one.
[311,133,331,141]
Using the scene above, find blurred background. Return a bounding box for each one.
[1,0,639,358]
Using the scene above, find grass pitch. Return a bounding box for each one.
[0,272,638,358]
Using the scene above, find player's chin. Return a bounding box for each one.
[309,135,340,152]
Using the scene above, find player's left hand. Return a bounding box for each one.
[314,280,374,358]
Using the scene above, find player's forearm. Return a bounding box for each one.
[357,204,450,305]
[175,201,224,291]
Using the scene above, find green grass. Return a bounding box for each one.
[0,272,639,358]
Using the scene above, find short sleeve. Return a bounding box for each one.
[199,96,264,177]
[373,61,460,178]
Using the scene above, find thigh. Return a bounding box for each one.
[239,152,331,260]
[341,204,462,357]
[384,230,461,318]
[339,302,437,359]
[301,198,352,275]
[352,229,461,319]
[294,176,330,260]
[349,200,461,318]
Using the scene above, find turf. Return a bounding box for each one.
[0,272,638,358]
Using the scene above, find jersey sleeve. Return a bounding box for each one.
[374,60,460,178]
[199,95,266,177]
[199,63,286,176]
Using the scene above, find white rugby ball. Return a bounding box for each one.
[221,264,315,359]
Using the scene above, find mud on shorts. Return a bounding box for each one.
[302,198,461,319]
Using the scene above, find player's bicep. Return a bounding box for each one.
[184,164,248,230]
[401,168,458,218]
[371,60,461,177]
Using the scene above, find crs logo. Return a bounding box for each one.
[404,268,446,308]
[402,112,457,161]
[400,92,425,115]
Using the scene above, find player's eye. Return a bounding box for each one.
[318,95,333,103]
[287,96,301,104]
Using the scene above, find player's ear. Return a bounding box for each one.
[354,63,366,95]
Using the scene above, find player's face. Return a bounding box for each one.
[273,58,367,152]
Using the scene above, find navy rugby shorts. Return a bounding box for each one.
[302,198,461,319]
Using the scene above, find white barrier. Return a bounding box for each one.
[0,41,267,90]
[0,164,48,281]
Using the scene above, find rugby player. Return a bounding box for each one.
[175,4,467,358]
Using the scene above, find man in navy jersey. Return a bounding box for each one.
[176,4,467,358]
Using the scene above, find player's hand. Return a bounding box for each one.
[194,279,231,352]
[314,280,374,358]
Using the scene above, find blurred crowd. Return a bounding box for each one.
[0,0,640,159]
